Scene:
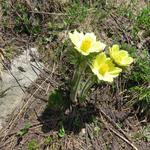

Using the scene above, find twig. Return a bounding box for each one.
[85,124,90,150]
[29,11,67,16]
[110,127,138,150]
[86,124,98,150]
[100,114,119,149]
[46,83,50,94]
[0,119,53,140]
[6,60,45,91]
[30,63,42,76]
[99,111,139,150]
[1,62,25,93]
[0,137,14,149]
[28,49,44,73]
[27,92,48,102]
[99,109,132,142]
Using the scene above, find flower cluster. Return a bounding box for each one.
[69,30,133,82]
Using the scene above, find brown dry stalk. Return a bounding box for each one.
[99,109,132,142]
[99,111,139,150]
[109,127,138,150]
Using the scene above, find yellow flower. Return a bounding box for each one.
[91,53,122,82]
[69,30,106,56]
[109,44,133,66]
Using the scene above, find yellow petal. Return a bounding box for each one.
[103,74,114,82]
[84,32,96,42]
[105,59,115,69]
[93,52,107,69]
[89,41,106,52]
[109,67,122,77]
[119,50,128,58]
[127,57,133,64]
[104,59,122,77]
[112,44,119,52]
[121,57,133,66]
[69,30,84,46]
[75,46,90,56]
[97,73,114,82]
[69,30,106,56]
[91,52,122,83]
[110,44,133,67]
[110,44,119,57]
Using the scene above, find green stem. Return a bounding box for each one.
[80,75,96,102]
[70,61,87,103]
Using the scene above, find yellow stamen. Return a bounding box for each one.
[80,38,92,52]
[99,64,109,75]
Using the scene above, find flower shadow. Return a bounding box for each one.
[38,102,99,134]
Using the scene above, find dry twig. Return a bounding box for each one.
[99,110,139,150]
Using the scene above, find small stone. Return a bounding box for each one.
[0,123,3,130]
[81,128,86,135]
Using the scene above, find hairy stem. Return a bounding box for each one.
[70,61,87,103]
[80,75,96,101]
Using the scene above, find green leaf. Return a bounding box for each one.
[143,126,150,142]
[28,140,39,150]
[58,125,65,138]
[16,122,31,137]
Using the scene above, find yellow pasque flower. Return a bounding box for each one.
[109,44,133,66]
[91,52,122,82]
[69,30,106,56]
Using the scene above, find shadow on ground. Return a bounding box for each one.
[38,102,99,134]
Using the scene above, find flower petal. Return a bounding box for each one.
[74,46,90,56]
[69,30,84,46]
[91,52,122,83]
[69,30,106,56]
[109,67,122,77]
[84,32,96,42]
[98,73,114,82]
[109,44,133,67]
[119,50,128,58]
[112,44,119,52]
[121,56,133,66]
[93,52,107,69]
[89,41,106,53]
